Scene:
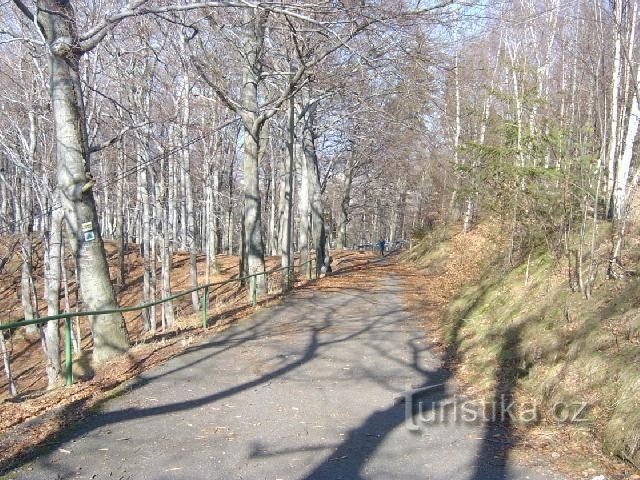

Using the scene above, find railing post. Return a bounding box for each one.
[252,274,257,307]
[201,286,209,329]
[65,315,73,386]
[308,259,312,280]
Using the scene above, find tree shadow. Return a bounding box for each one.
[298,268,528,480]
[1,263,534,480]
[469,323,524,480]
[0,284,393,475]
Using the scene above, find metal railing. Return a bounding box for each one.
[0,258,317,388]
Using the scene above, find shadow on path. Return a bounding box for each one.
[2,262,552,480]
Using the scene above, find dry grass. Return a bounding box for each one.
[401,223,640,478]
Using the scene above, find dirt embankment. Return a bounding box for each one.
[401,224,640,479]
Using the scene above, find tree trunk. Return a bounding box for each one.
[448,45,462,216]
[268,143,278,257]
[0,330,16,397]
[240,8,268,299]
[140,155,153,331]
[336,153,355,249]
[20,182,38,336]
[115,151,126,290]
[611,60,640,220]
[20,230,35,323]
[207,156,220,275]
[177,67,200,312]
[298,145,310,270]
[281,96,295,289]
[43,208,63,386]
[226,173,234,256]
[303,103,326,276]
[38,0,128,366]
[607,0,623,208]
[159,148,175,328]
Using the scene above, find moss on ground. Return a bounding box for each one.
[406,226,640,470]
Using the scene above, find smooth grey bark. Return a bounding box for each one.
[222,136,237,258]
[149,169,158,329]
[238,8,269,298]
[207,167,220,275]
[159,148,175,329]
[336,153,355,249]
[607,0,624,204]
[60,241,81,353]
[43,207,64,386]
[115,151,126,290]
[204,125,220,276]
[133,102,153,330]
[169,126,179,248]
[276,141,288,256]
[268,140,278,257]
[140,159,153,331]
[302,103,326,276]
[226,158,235,256]
[19,185,37,332]
[22,107,39,335]
[177,68,200,312]
[0,329,16,397]
[132,60,156,332]
[36,0,128,366]
[397,188,407,241]
[612,67,640,221]
[0,157,8,234]
[281,97,295,289]
[298,142,310,269]
[448,44,462,216]
[608,55,640,276]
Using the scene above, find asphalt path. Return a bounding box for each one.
[14,273,564,480]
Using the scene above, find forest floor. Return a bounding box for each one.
[3,256,566,480]
[0,241,369,398]
[1,233,636,478]
[0,246,375,473]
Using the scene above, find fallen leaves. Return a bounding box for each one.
[0,250,378,473]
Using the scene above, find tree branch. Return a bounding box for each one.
[10,0,34,21]
[89,122,150,154]
[192,60,243,114]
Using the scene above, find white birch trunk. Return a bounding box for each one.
[612,68,640,220]
[607,0,624,204]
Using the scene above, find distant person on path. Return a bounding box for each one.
[378,239,386,256]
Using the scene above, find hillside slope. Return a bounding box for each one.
[0,238,366,397]
[403,225,640,477]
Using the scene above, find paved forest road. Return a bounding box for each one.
[14,274,564,480]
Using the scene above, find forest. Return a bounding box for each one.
[1,0,640,475]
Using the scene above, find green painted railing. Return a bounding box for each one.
[0,258,316,388]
